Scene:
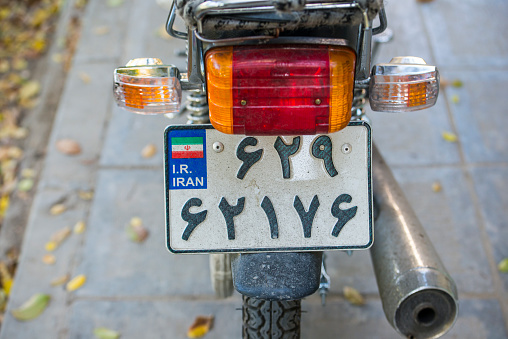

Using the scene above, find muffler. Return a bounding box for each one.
[370,144,458,339]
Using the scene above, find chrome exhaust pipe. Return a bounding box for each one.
[370,144,458,339]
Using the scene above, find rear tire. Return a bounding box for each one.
[209,253,234,298]
[242,296,301,339]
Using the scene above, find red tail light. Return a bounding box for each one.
[206,45,356,135]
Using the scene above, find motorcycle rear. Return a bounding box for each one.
[112,0,458,338]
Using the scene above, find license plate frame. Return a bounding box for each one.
[165,122,373,254]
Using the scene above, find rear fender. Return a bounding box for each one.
[232,252,322,300]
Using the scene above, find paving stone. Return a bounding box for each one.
[74,169,215,297]
[0,188,92,339]
[471,167,508,291]
[391,167,494,294]
[74,0,134,63]
[120,0,187,71]
[368,96,461,167]
[100,106,183,167]
[303,297,507,339]
[41,61,115,187]
[441,70,508,164]
[324,167,494,296]
[68,299,242,339]
[419,0,508,70]
[373,0,435,66]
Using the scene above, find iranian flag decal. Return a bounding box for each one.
[171,137,204,158]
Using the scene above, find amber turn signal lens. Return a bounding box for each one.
[205,45,356,135]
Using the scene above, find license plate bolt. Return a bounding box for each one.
[213,141,224,153]
[342,143,352,154]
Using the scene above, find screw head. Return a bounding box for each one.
[315,98,322,105]
[341,143,352,154]
[213,142,224,153]
[240,100,247,106]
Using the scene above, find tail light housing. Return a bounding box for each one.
[205,45,356,135]
[113,58,182,115]
[369,56,439,112]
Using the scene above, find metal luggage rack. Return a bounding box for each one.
[167,0,386,42]
[165,0,387,106]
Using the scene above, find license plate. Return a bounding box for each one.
[165,122,372,253]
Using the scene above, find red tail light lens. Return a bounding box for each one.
[206,45,356,135]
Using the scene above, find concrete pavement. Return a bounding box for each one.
[1,0,508,338]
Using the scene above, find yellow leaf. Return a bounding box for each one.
[0,195,10,218]
[94,26,110,35]
[431,182,442,193]
[187,315,214,338]
[498,258,508,273]
[42,254,56,265]
[442,131,458,143]
[52,53,63,64]
[45,241,57,252]
[74,221,86,234]
[50,274,70,287]
[78,190,94,200]
[12,58,28,71]
[94,327,121,339]
[130,217,143,227]
[343,286,365,306]
[50,203,66,215]
[21,168,35,178]
[0,60,9,73]
[107,0,124,7]
[0,262,13,295]
[451,95,460,104]
[451,79,463,88]
[19,81,40,101]
[66,274,86,291]
[79,72,91,84]
[11,293,51,321]
[45,227,72,251]
[141,144,157,158]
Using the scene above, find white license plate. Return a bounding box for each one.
[165,122,372,253]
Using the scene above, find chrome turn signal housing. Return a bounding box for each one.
[369,56,439,112]
[113,58,182,115]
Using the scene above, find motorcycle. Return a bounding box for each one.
[112,0,458,337]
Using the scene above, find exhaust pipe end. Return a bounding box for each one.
[385,267,458,339]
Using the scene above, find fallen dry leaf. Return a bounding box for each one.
[141,144,157,158]
[74,221,86,234]
[79,72,91,84]
[130,217,143,227]
[451,95,460,104]
[451,79,463,88]
[56,138,82,155]
[94,327,121,339]
[42,254,56,265]
[0,262,13,295]
[50,203,67,216]
[19,81,40,101]
[187,315,214,338]
[498,258,508,273]
[78,190,94,200]
[431,182,442,193]
[107,0,124,7]
[442,131,458,143]
[50,274,70,287]
[45,226,71,251]
[11,293,50,321]
[343,286,365,306]
[127,217,149,243]
[18,178,34,192]
[93,26,110,35]
[21,168,35,178]
[66,274,86,292]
